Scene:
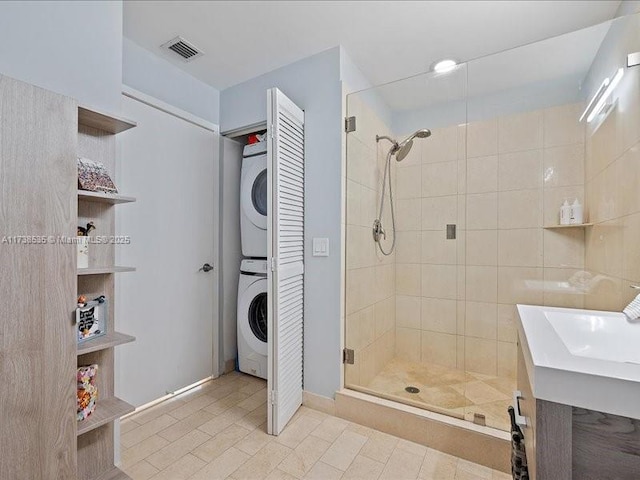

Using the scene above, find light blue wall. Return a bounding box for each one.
[340,47,372,94]
[583,13,640,100]
[221,47,344,398]
[616,1,640,17]
[340,47,392,125]
[392,74,584,134]
[0,1,122,112]
[0,3,220,124]
[123,38,220,125]
[221,47,341,133]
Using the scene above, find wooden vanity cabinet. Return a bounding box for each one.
[517,341,640,480]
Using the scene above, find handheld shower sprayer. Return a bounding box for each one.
[372,129,432,255]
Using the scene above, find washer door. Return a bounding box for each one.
[241,157,268,230]
[239,277,268,356]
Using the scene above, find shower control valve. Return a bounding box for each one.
[372,219,386,242]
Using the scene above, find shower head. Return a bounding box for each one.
[395,140,414,162]
[394,129,432,162]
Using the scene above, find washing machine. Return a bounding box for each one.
[240,141,268,258]
[237,259,268,379]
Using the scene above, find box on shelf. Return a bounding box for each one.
[77,364,98,421]
[76,296,107,343]
[77,157,118,193]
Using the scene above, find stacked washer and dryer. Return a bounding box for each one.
[237,141,269,379]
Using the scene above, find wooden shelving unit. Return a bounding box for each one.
[544,223,593,229]
[78,190,136,205]
[77,396,135,436]
[78,105,136,134]
[77,105,137,480]
[78,266,136,275]
[78,332,135,355]
[0,80,138,480]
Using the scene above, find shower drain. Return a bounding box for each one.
[405,386,420,394]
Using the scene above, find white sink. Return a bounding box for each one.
[545,310,640,364]
[517,304,640,420]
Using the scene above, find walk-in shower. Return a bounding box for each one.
[373,129,431,255]
[344,15,616,433]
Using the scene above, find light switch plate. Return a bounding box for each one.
[312,237,329,257]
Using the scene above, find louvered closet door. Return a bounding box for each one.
[267,88,305,435]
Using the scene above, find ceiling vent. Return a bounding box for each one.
[161,36,203,62]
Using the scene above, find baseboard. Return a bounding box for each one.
[302,390,336,416]
[335,389,510,473]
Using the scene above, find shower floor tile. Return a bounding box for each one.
[363,358,515,431]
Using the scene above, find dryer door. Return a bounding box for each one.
[241,156,268,230]
[238,277,268,356]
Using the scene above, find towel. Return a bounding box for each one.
[623,293,640,320]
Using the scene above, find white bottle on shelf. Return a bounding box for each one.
[560,199,571,225]
[571,198,583,225]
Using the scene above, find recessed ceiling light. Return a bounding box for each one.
[432,59,458,73]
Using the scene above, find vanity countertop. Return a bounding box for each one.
[516,304,640,419]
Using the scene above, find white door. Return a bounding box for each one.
[116,94,218,406]
[267,88,305,435]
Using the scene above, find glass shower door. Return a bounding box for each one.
[344,15,629,433]
[344,65,470,421]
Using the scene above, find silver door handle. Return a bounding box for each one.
[199,263,214,273]
[512,390,527,427]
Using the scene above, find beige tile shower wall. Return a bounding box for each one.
[345,95,396,388]
[395,103,586,379]
[584,57,640,311]
[395,124,465,372]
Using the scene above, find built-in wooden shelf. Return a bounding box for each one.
[77,396,135,436]
[78,106,137,134]
[544,223,594,229]
[77,266,136,275]
[75,100,137,480]
[78,332,135,356]
[93,467,132,480]
[78,190,136,205]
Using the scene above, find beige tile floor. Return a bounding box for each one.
[120,371,510,480]
[363,359,516,431]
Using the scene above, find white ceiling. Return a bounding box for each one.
[124,0,621,91]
